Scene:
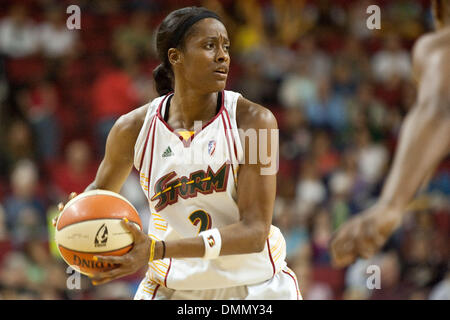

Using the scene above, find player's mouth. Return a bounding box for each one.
[214,67,228,74]
[214,67,228,79]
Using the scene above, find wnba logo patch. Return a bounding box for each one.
[208,140,216,156]
[207,235,215,247]
[94,223,108,247]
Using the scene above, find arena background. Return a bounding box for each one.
[0,0,448,300]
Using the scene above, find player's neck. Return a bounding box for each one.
[170,85,218,129]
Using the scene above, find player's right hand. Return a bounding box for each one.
[330,204,403,267]
[52,192,78,227]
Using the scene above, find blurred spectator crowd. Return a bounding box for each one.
[0,0,448,300]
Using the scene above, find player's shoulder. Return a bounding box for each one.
[116,94,168,132]
[413,29,450,65]
[412,29,450,82]
[112,101,153,142]
[413,32,435,57]
[235,94,278,131]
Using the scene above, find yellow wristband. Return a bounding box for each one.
[149,238,156,262]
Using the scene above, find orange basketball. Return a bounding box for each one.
[55,189,143,276]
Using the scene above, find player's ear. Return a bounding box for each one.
[168,48,182,67]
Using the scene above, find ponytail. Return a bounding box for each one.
[153,63,173,96]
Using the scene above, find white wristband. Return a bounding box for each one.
[199,228,222,260]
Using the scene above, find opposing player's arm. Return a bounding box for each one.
[411,32,433,83]
[377,47,450,212]
[330,47,450,268]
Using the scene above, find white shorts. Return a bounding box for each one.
[134,266,302,300]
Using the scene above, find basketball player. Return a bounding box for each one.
[330,0,450,267]
[56,7,300,299]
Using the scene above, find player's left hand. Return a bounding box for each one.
[90,218,151,285]
[330,204,403,268]
[53,192,78,227]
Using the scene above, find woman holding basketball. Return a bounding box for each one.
[58,7,300,300]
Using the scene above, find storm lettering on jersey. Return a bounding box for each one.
[151,163,230,212]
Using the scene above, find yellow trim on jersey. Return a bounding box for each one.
[272,242,286,263]
[154,222,167,228]
[173,182,182,188]
[142,287,155,295]
[148,233,162,240]
[271,237,284,254]
[152,176,213,199]
[154,260,169,268]
[178,130,195,141]
[149,263,166,277]
[151,175,214,200]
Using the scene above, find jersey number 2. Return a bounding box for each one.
[189,210,212,234]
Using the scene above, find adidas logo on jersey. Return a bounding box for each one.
[162,146,174,157]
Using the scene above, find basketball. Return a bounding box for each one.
[55,189,143,276]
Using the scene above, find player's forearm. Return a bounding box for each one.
[154,220,268,260]
[84,182,99,192]
[218,219,268,254]
[378,103,450,211]
[84,158,133,194]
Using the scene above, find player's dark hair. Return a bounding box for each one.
[433,0,444,23]
[432,0,450,26]
[153,7,222,96]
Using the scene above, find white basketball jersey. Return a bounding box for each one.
[134,90,287,290]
